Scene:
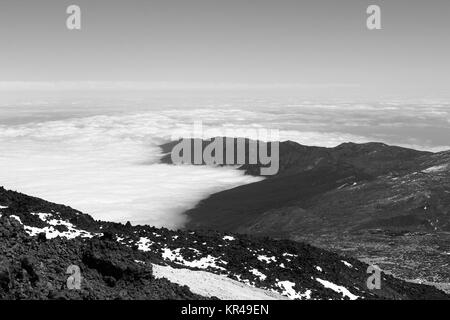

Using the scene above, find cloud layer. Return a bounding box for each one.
[0,94,449,228]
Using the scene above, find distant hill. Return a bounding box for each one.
[161,138,450,234]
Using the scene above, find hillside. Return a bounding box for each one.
[1,187,448,300]
[160,139,450,292]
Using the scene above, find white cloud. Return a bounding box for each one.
[0,96,448,229]
[0,111,263,228]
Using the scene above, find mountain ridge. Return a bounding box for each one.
[160,138,450,292]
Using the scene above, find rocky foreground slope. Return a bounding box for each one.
[0,187,448,300]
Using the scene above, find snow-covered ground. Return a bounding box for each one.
[152,264,288,300]
[316,278,359,300]
[9,212,94,239]
[422,164,448,173]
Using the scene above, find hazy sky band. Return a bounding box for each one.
[0,0,449,97]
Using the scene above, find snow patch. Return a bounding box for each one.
[249,268,267,281]
[33,212,52,221]
[422,164,448,173]
[162,248,227,271]
[137,237,153,252]
[282,253,297,258]
[26,212,93,239]
[341,260,353,268]
[10,215,22,223]
[316,278,359,300]
[257,255,276,264]
[276,281,312,300]
[9,213,93,239]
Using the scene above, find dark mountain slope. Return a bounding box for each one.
[160,139,440,233]
[182,162,372,231]
[1,187,447,300]
[160,139,450,291]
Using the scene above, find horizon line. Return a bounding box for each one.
[0,81,361,92]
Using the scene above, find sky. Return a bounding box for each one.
[0,0,449,98]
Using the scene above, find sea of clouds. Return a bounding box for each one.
[0,92,449,228]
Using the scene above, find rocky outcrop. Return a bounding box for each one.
[0,213,205,300]
[0,187,448,300]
